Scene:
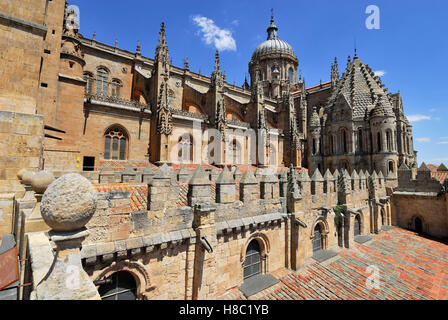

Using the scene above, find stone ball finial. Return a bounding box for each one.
[22,170,36,185]
[41,173,97,232]
[31,171,55,194]
[17,168,28,180]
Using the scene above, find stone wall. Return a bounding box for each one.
[392,193,447,239]
[0,111,44,197]
[76,165,390,299]
[392,163,448,239]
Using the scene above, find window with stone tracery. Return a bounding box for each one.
[111,79,121,98]
[104,126,128,160]
[97,67,109,96]
[178,134,193,162]
[83,72,93,94]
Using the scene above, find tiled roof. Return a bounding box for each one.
[432,172,448,184]
[220,228,448,300]
[94,183,148,211]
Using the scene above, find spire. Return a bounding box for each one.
[136,40,141,55]
[266,8,278,40]
[159,21,166,46]
[331,57,339,88]
[184,57,189,70]
[214,50,220,72]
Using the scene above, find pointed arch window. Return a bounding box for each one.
[178,134,193,162]
[386,130,392,151]
[83,72,93,94]
[97,67,109,96]
[377,132,382,152]
[358,129,363,152]
[231,139,241,165]
[111,79,121,98]
[288,68,294,84]
[340,129,348,153]
[104,126,128,160]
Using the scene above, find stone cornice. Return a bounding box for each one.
[0,11,47,37]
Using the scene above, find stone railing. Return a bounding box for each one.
[85,93,150,111]
[170,108,209,122]
[227,118,251,129]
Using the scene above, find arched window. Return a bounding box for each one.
[83,72,93,94]
[341,129,348,153]
[377,132,382,152]
[243,240,261,280]
[414,217,423,233]
[98,271,137,300]
[388,161,395,174]
[178,134,193,162]
[313,224,323,252]
[312,139,316,155]
[358,129,363,153]
[104,126,128,160]
[332,135,336,155]
[111,79,121,98]
[97,67,109,96]
[288,68,294,84]
[232,139,241,165]
[354,215,361,236]
[386,130,392,151]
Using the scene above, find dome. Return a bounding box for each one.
[251,14,296,61]
[252,39,296,61]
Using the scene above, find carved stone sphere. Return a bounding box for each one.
[30,171,55,194]
[17,168,28,180]
[22,170,36,185]
[41,173,97,232]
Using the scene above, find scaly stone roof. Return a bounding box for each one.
[325,55,394,120]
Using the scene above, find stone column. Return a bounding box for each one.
[239,169,258,205]
[279,169,288,198]
[148,165,172,211]
[188,167,211,207]
[192,202,217,300]
[215,167,235,204]
[260,169,278,200]
[32,173,100,300]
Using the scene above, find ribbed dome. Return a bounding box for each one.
[251,13,296,61]
[252,39,295,60]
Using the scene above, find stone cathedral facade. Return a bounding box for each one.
[3,1,445,302]
[0,1,417,176]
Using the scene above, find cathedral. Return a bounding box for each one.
[4,1,446,302]
[35,4,417,176]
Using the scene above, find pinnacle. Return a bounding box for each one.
[216,166,235,184]
[418,162,430,172]
[311,169,324,181]
[240,168,258,184]
[189,166,210,185]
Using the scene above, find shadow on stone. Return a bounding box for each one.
[354,235,373,244]
[312,249,338,263]
[381,226,393,231]
[239,274,279,298]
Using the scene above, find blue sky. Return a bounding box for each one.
[71,0,448,165]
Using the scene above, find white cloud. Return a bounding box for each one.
[416,138,431,143]
[407,114,431,122]
[437,141,448,145]
[231,19,239,26]
[374,70,386,77]
[440,137,448,140]
[429,108,437,113]
[192,15,236,51]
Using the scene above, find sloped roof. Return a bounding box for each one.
[325,55,394,120]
